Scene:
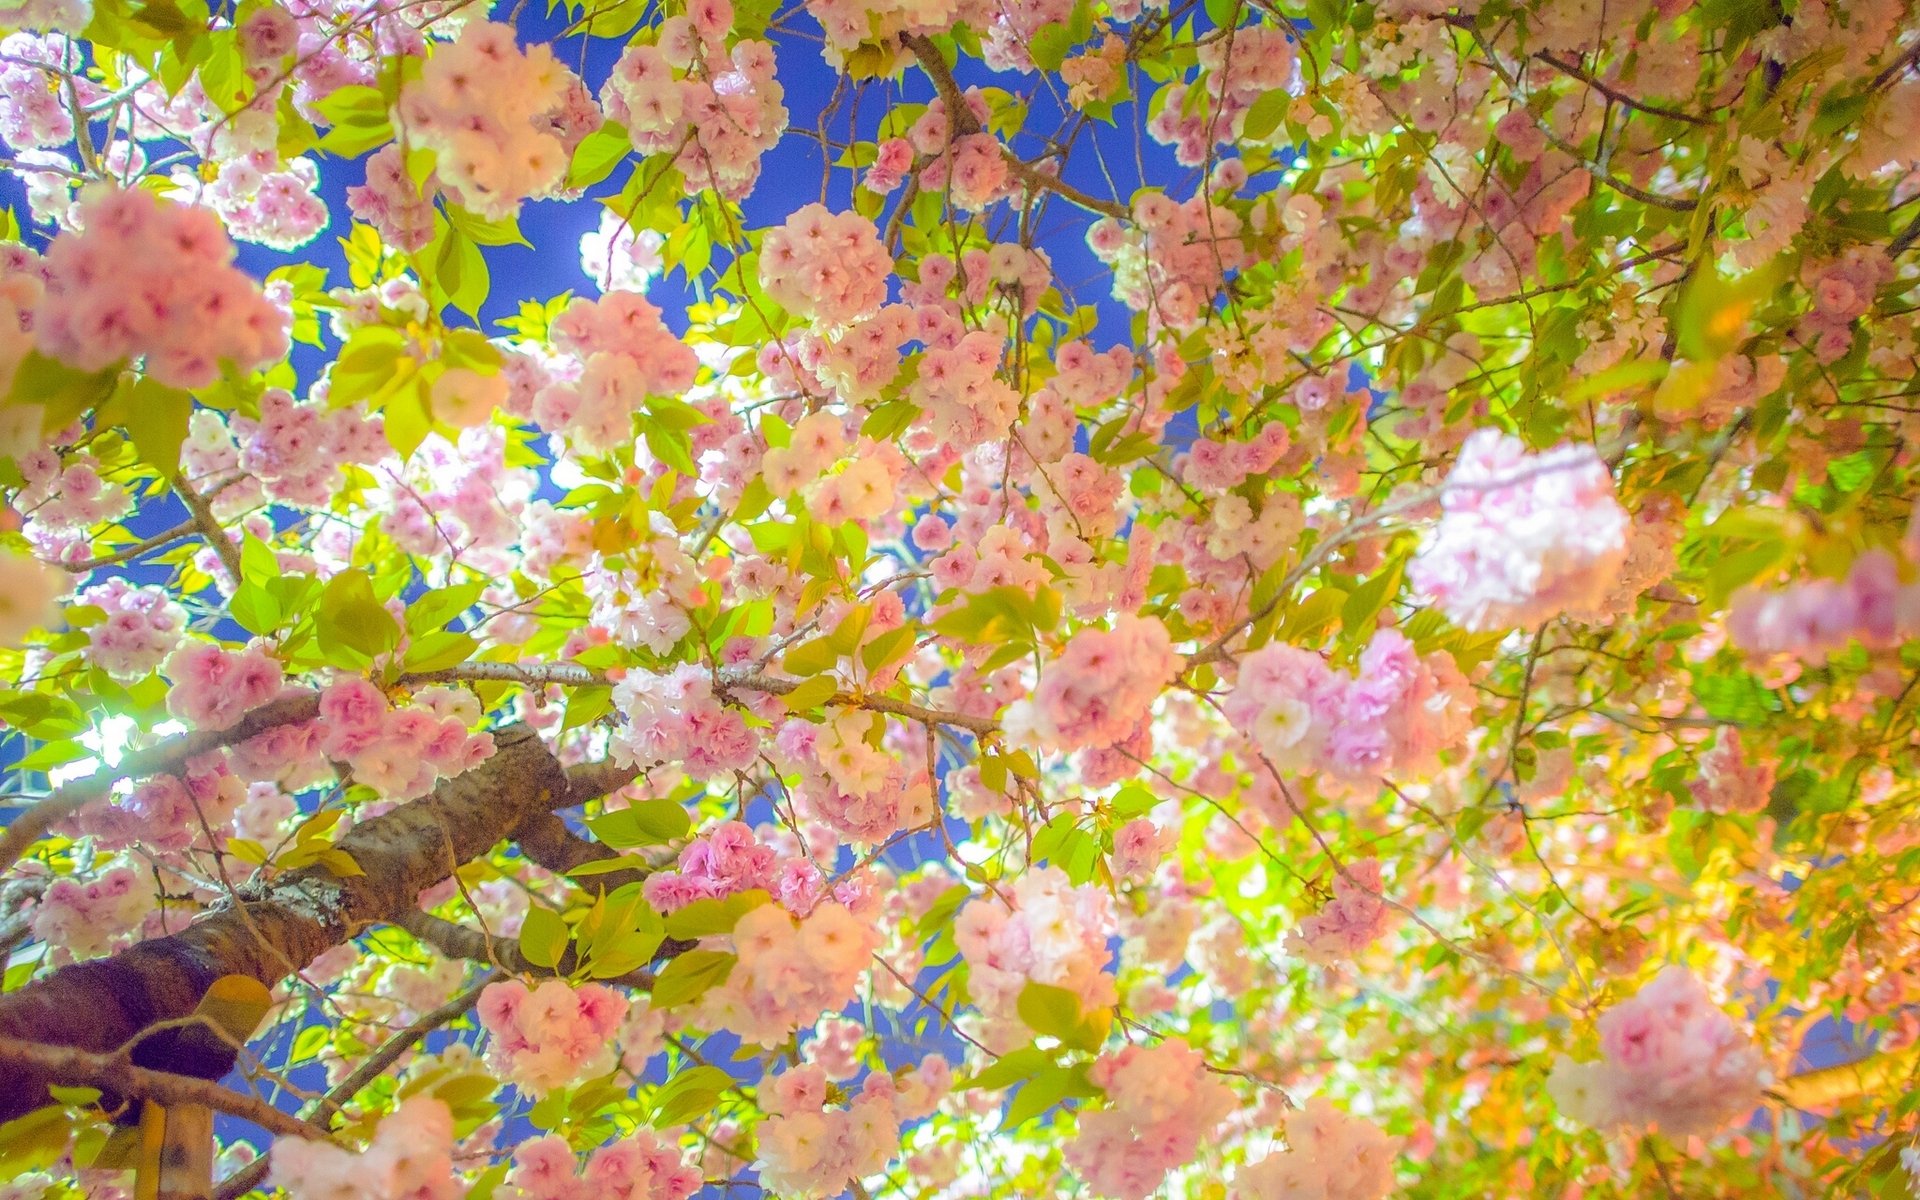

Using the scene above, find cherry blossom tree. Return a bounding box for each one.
[0,0,1917,1197]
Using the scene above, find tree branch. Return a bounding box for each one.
[0,690,326,872]
[900,33,1129,222]
[396,910,667,990]
[62,517,199,574]
[173,473,244,584]
[1453,21,1699,212]
[718,671,1000,737]
[514,811,653,893]
[0,677,639,874]
[0,1034,326,1140]
[1534,52,1711,125]
[0,726,572,1124]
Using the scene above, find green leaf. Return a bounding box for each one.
[860,623,918,675]
[1028,23,1072,71]
[644,425,698,477]
[1341,555,1405,640]
[779,674,840,714]
[445,205,531,248]
[328,326,408,408]
[7,350,119,430]
[650,949,735,1007]
[517,905,568,970]
[567,853,652,878]
[663,890,770,940]
[651,1065,734,1124]
[405,581,486,635]
[240,533,280,585]
[564,684,614,730]
[313,84,394,157]
[1243,90,1288,140]
[960,1046,1054,1092]
[568,124,632,190]
[315,569,400,666]
[116,378,193,474]
[1016,981,1108,1052]
[587,799,692,849]
[783,636,842,677]
[1003,1063,1094,1129]
[861,400,920,441]
[437,228,490,318]
[401,630,477,672]
[228,582,282,636]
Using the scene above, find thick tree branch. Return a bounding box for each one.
[0,727,570,1124]
[0,690,326,872]
[0,1034,326,1140]
[1,676,637,875]
[514,811,653,893]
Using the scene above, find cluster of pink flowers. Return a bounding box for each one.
[164,641,286,730]
[29,864,154,960]
[532,292,700,454]
[179,395,386,520]
[1689,728,1776,815]
[610,665,757,778]
[35,188,288,388]
[642,819,825,916]
[316,677,495,801]
[234,390,388,508]
[0,35,81,149]
[907,323,1020,451]
[1288,860,1392,965]
[1065,1040,1235,1200]
[775,708,935,847]
[758,203,892,327]
[1149,27,1298,165]
[347,144,438,252]
[754,1059,949,1200]
[394,22,583,220]
[1727,548,1920,662]
[1234,1098,1399,1200]
[1408,429,1630,631]
[899,94,1012,211]
[270,1095,462,1200]
[499,1132,699,1200]
[1005,616,1179,753]
[599,5,787,201]
[1546,965,1765,1138]
[1184,424,1294,492]
[954,867,1117,1031]
[478,978,630,1096]
[185,149,329,250]
[1223,628,1471,781]
[1796,247,1892,363]
[1087,191,1248,333]
[804,0,996,69]
[1110,817,1176,883]
[78,579,187,680]
[73,756,246,855]
[13,450,133,557]
[695,901,881,1047]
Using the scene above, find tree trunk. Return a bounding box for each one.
[0,725,572,1124]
